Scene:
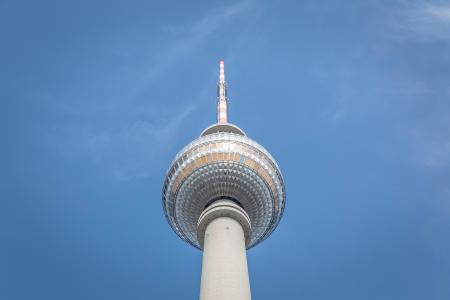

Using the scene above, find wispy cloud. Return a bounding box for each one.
[46,1,255,180]
[51,104,197,181]
[135,0,252,90]
[86,104,197,180]
[393,1,450,40]
[404,113,450,168]
[318,66,358,125]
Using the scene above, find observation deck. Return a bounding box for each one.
[162,123,285,249]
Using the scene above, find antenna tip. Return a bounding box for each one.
[219,59,224,64]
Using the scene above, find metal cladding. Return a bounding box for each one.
[162,61,286,250]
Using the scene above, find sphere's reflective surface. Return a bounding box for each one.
[162,125,285,249]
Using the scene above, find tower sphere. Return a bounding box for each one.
[163,113,285,249]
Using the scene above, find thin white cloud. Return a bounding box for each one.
[47,1,255,180]
[424,2,450,21]
[86,104,197,180]
[50,104,197,181]
[394,1,450,40]
[136,0,252,88]
[405,115,450,168]
[319,67,358,125]
[376,1,450,167]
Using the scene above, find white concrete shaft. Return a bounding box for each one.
[199,216,251,300]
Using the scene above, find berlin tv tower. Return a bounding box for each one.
[162,60,286,300]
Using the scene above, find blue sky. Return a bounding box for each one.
[1,0,450,299]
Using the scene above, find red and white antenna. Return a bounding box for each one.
[217,60,228,124]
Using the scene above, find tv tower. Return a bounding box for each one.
[162,60,285,300]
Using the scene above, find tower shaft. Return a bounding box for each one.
[198,201,252,300]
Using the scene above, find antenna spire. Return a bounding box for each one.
[217,60,228,123]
